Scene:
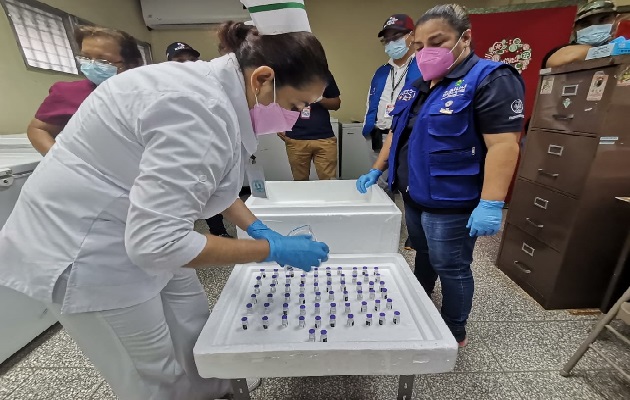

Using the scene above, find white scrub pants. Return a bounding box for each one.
[49,268,231,400]
[365,136,389,191]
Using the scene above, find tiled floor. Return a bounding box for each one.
[1,207,630,399]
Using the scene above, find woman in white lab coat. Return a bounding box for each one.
[0,14,330,400]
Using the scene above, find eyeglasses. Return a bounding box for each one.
[75,56,123,68]
[380,32,409,45]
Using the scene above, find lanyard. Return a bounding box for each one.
[390,62,411,102]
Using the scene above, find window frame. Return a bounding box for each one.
[0,0,79,76]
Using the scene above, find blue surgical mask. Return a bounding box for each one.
[576,23,613,46]
[79,61,118,85]
[385,35,410,60]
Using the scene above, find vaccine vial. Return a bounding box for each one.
[321,329,328,342]
[347,314,355,326]
[337,267,343,276]
[315,303,321,315]
[273,268,279,274]
[380,281,386,292]
[314,282,319,293]
[267,293,274,303]
[314,273,319,282]
[284,293,290,302]
[262,316,269,330]
[315,292,322,302]
[382,289,388,300]
[309,328,316,342]
[254,285,260,295]
[250,294,257,304]
[288,268,295,278]
[272,275,278,285]
[260,269,266,278]
[285,284,291,293]
[369,281,375,290]
[326,266,331,272]
[345,303,351,314]
[393,311,401,325]
[315,315,322,328]
[374,274,380,284]
[270,284,276,294]
[300,284,305,293]
[374,299,381,311]
[340,281,346,292]
[330,315,336,327]
[353,267,358,273]
[366,314,373,326]
[386,298,393,310]
[343,291,349,302]
[362,266,368,276]
[379,313,386,326]
[326,282,332,293]
[285,277,291,285]
[330,303,337,315]
[361,301,367,313]
[329,291,335,301]
[374,267,379,275]
[283,303,289,315]
[300,274,306,284]
[282,314,288,327]
[364,274,369,283]
[357,281,363,290]
[357,290,363,301]
[300,304,306,316]
[369,289,376,300]
[299,315,306,328]
[352,275,357,284]
[256,276,262,285]
[242,317,248,330]
[299,293,306,305]
[246,303,253,314]
[264,303,271,313]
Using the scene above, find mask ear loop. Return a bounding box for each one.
[273,78,277,104]
[447,30,470,70]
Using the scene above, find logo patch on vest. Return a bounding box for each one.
[441,82,468,100]
[398,89,416,102]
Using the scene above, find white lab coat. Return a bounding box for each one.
[0,54,258,314]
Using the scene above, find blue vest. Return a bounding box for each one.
[362,60,421,136]
[387,58,509,209]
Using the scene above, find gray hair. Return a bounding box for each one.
[416,4,471,36]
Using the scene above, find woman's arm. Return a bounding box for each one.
[27,118,62,156]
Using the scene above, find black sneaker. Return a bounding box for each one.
[404,237,414,251]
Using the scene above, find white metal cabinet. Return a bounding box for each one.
[340,123,373,180]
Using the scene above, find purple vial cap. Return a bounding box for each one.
[387,298,393,302]
[270,283,276,287]
[254,284,260,288]
[315,316,321,321]
[314,283,319,287]
[329,291,334,295]
[321,329,328,334]
[358,290,363,294]
[262,316,269,321]
[242,317,248,321]
[369,281,374,285]
[345,302,351,307]
[369,288,375,293]
[326,267,331,270]
[331,303,336,307]
[286,283,290,287]
[394,311,401,315]
[268,293,273,297]
[264,302,270,307]
[309,328,316,334]
[301,274,306,278]
[348,314,354,318]
[362,301,367,305]
[251,294,256,298]
[282,314,288,319]
[274,268,279,272]
[300,305,306,309]
[327,281,332,285]
[380,313,386,317]
[315,303,320,307]
[344,291,349,295]
[363,266,368,269]
[272,274,278,278]
[357,282,362,286]
[256,276,262,280]
[367,314,373,318]
[299,293,305,298]
[283,303,289,308]
[383,288,388,292]
[316,291,321,296]
[375,299,381,303]
[246,303,253,308]
[299,316,305,321]
[353,267,358,270]
[284,293,290,298]
[331,315,336,319]
[300,283,305,287]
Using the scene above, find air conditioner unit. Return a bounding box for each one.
[140,0,249,29]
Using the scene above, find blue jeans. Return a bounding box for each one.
[405,204,477,342]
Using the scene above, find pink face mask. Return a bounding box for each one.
[249,80,300,136]
[416,33,466,81]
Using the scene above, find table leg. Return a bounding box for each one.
[230,378,251,400]
[397,375,415,400]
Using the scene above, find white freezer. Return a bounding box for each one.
[237,180,402,254]
[194,253,458,379]
[0,135,56,364]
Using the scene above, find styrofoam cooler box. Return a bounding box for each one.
[194,253,458,379]
[237,180,402,253]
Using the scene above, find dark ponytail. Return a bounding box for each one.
[217,21,329,89]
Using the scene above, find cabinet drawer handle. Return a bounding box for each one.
[513,261,532,274]
[552,114,574,120]
[521,242,535,257]
[534,197,549,209]
[537,169,560,178]
[526,218,544,229]
[547,144,564,156]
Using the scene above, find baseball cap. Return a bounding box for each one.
[166,42,201,61]
[378,14,415,37]
[575,0,617,22]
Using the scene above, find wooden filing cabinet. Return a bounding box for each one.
[497,56,630,309]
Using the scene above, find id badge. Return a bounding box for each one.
[245,156,267,198]
[300,105,311,119]
[385,103,395,117]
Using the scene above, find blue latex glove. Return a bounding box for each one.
[356,169,383,194]
[246,219,282,241]
[467,200,505,237]
[264,235,329,272]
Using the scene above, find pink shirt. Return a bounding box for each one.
[34,80,96,128]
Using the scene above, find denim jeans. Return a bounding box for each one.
[404,204,477,342]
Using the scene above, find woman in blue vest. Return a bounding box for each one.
[357,4,524,347]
